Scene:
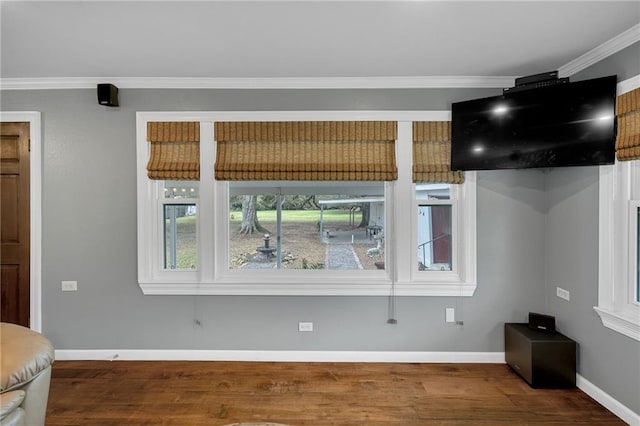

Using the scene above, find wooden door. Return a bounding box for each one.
[1,122,30,327]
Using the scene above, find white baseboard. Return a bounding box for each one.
[54,349,505,364]
[577,374,640,426]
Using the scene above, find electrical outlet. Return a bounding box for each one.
[556,287,570,301]
[61,280,78,292]
[298,322,313,332]
[445,308,455,323]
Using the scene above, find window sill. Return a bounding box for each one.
[594,306,640,342]
[138,280,477,296]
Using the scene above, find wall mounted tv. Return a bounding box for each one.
[451,75,617,171]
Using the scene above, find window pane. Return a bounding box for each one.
[417,205,452,271]
[161,181,198,270]
[229,183,385,270]
[416,183,452,272]
[164,204,197,270]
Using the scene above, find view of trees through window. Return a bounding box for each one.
[228,190,385,271]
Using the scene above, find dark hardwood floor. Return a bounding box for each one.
[46,361,623,425]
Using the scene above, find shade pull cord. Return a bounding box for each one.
[387,279,397,324]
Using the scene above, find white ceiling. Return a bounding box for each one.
[1,1,639,86]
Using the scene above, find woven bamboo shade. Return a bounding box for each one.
[214,121,397,181]
[146,122,200,180]
[413,121,464,184]
[616,87,640,161]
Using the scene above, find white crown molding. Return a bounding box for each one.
[559,23,640,78]
[576,374,640,426]
[0,76,515,91]
[54,349,505,363]
[617,74,640,95]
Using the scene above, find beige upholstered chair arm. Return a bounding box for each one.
[0,323,54,426]
[0,390,26,426]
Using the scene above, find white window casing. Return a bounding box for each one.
[596,160,640,341]
[136,112,477,296]
[595,75,640,341]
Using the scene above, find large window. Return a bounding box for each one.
[136,113,477,296]
[596,160,640,341]
[595,79,640,341]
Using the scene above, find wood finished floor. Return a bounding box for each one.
[46,361,623,425]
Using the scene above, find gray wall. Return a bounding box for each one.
[545,168,640,414]
[543,41,640,414]
[1,87,549,353]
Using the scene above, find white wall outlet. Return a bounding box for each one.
[298,321,313,332]
[61,280,78,292]
[556,287,570,301]
[445,308,455,323]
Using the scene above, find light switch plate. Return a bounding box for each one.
[445,308,455,323]
[298,322,313,332]
[556,287,570,301]
[61,280,78,292]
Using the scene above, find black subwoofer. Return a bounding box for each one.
[505,323,576,388]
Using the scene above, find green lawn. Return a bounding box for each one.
[165,215,197,269]
[168,209,362,270]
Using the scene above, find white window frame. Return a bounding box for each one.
[596,160,640,341]
[136,112,477,296]
[406,175,476,296]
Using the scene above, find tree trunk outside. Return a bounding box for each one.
[302,195,320,210]
[239,195,270,235]
[358,202,371,228]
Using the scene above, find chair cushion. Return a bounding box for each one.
[0,323,54,392]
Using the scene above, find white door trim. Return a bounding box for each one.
[0,112,42,332]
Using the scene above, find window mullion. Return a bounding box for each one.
[395,121,413,284]
[199,122,215,282]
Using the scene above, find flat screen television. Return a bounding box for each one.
[450,75,617,171]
